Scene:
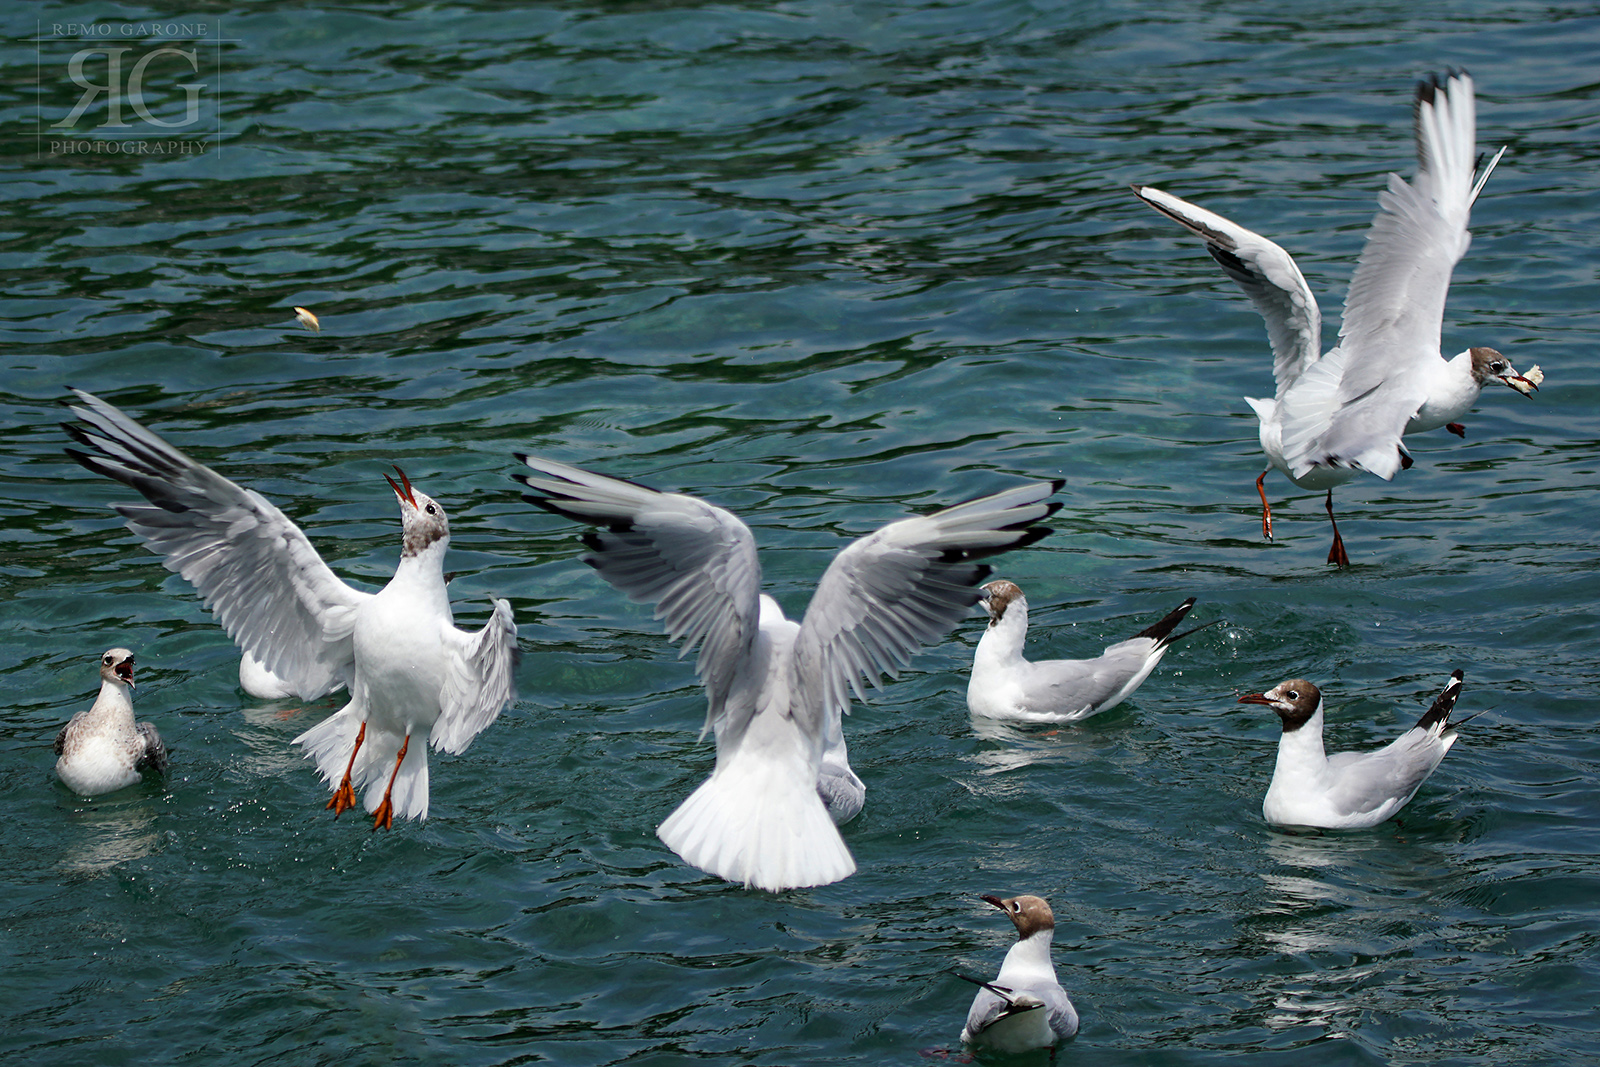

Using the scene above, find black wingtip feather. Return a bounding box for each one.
[1414,669,1466,733]
[1133,597,1197,641]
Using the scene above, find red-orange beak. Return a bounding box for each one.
[1236,692,1273,706]
[384,465,418,508]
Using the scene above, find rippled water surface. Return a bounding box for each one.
[4,2,1598,1064]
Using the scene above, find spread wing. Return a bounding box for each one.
[431,597,519,754]
[795,481,1060,730]
[63,390,370,699]
[1133,183,1322,398]
[1309,71,1505,478]
[516,454,762,738]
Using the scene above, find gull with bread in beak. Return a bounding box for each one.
[1134,71,1539,565]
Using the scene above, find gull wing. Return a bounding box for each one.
[63,390,370,699]
[135,721,169,774]
[1309,71,1503,477]
[795,481,1060,729]
[1133,183,1323,399]
[1326,671,1465,818]
[516,455,762,738]
[431,597,519,754]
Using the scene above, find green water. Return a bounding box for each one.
[3,2,1598,1064]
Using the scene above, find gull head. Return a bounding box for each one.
[1469,346,1539,396]
[980,893,1056,941]
[100,647,135,690]
[384,465,450,557]
[1238,678,1322,732]
[979,579,1025,627]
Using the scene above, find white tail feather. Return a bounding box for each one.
[293,702,363,785]
[293,705,432,821]
[657,742,855,891]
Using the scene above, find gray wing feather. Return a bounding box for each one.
[796,482,1060,728]
[432,597,519,754]
[1327,728,1447,817]
[64,391,369,699]
[1017,639,1159,716]
[1314,73,1492,475]
[516,455,761,738]
[964,981,1077,1043]
[1133,184,1322,398]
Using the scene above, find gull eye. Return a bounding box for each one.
[425,504,437,515]
[103,655,112,665]
[1491,360,1506,373]
[1286,689,1298,700]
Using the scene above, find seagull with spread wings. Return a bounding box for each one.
[1134,71,1537,565]
[64,390,518,829]
[516,455,1060,891]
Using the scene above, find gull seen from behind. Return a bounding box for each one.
[516,454,1060,891]
[957,893,1078,1053]
[1133,71,1537,565]
[64,390,518,829]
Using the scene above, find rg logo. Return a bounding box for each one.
[53,45,206,130]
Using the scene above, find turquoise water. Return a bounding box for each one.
[4,2,1598,1063]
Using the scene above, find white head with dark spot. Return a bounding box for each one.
[100,647,135,690]
[384,466,450,558]
[1469,346,1538,396]
[982,893,1056,942]
[979,580,1027,629]
[1238,678,1323,733]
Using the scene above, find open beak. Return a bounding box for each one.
[1503,373,1538,396]
[116,661,135,689]
[384,465,418,507]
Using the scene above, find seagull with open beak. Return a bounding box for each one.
[64,390,518,829]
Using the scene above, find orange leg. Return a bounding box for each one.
[1324,490,1350,568]
[326,721,366,817]
[1256,471,1273,541]
[371,734,410,832]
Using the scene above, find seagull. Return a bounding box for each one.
[1133,71,1538,565]
[957,894,1079,1052]
[516,454,1060,891]
[55,648,168,796]
[968,580,1212,723]
[63,390,518,829]
[1238,671,1468,829]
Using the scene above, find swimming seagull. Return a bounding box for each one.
[968,580,1212,723]
[55,648,169,796]
[1238,671,1468,829]
[1133,71,1538,565]
[63,390,518,829]
[515,454,1060,891]
[958,894,1079,1052]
